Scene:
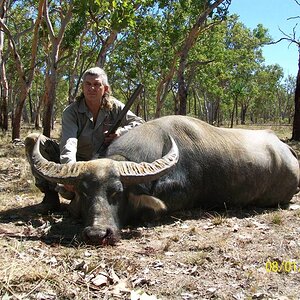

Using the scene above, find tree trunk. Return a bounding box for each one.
[42,68,56,137]
[12,86,29,139]
[35,95,42,129]
[96,30,118,68]
[178,55,188,115]
[28,91,34,123]
[292,48,300,140]
[0,0,44,139]
[230,98,237,128]
[22,101,29,123]
[0,63,8,131]
[42,0,72,137]
[68,29,89,103]
[213,99,220,125]
[240,104,247,125]
[235,100,239,125]
[155,58,176,118]
[0,0,9,131]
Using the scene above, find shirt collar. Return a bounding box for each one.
[78,96,110,126]
[78,97,89,114]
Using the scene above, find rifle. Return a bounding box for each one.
[97,83,144,155]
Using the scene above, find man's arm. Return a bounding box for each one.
[117,109,144,135]
[59,106,79,164]
[109,97,144,135]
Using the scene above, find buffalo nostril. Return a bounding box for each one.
[82,226,119,246]
[82,227,107,244]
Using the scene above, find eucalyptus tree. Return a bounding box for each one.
[0,0,11,131]
[175,0,231,116]
[189,15,271,125]
[247,64,283,124]
[187,15,229,124]
[222,21,271,126]
[41,0,73,137]
[152,0,231,117]
[106,4,165,119]
[0,0,44,139]
[106,0,232,119]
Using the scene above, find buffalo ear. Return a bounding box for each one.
[67,195,81,219]
[128,193,166,212]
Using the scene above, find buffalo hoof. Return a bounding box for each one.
[82,226,120,246]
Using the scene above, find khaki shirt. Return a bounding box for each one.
[60,96,144,163]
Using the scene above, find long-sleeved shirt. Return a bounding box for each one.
[59,96,144,163]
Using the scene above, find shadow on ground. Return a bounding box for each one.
[0,203,83,246]
[0,198,291,247]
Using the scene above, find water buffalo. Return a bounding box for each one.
[26,115,300,245]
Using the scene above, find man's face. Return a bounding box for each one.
[82,75,108,104]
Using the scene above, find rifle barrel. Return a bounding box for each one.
[107,83,144,135]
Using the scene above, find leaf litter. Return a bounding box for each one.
[1,141,300,299]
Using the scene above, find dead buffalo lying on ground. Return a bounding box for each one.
[26,115,300,245]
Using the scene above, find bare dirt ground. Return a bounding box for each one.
[1,126,300,300]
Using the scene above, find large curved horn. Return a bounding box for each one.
[26,134,89,184]
[117,136,179,185]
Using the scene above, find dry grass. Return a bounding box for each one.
[1,124,300,299]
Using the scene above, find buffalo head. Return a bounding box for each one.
[27,135,179,245]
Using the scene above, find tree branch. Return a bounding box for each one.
[268,25,300,47]
[179,0,229,56]
[28,0,45,83]
[44,0,55,41]
[57,1,73,42]
[0,18,26,84]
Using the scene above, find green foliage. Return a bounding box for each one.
[184,14,286,124]
[0,0,296,134]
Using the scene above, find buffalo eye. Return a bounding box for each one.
[77,176,100,197]
[107,182,123,205]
